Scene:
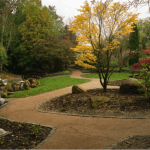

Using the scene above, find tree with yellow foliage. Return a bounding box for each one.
[69,0,139,92]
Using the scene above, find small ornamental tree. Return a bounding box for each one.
[132,46,150,70]
[132,46,150,101]
[132,58,150,70]
[69,0,139,92]
[140,46,150,60]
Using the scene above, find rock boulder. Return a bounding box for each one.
[0,98,5,105]
[23,80,31,90]
[72,85,86,94]
[11,83,22,92]
[119,78,145,94]
[28,78,36,84]
[90,96,110,108]
[1,91,7,98]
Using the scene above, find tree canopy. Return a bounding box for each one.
[0,0,77,74]
[18,0,57,69]
[69,0,139,92]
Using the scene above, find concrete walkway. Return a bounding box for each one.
[0,70,150,149]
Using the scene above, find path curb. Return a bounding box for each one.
[106,135,135,149]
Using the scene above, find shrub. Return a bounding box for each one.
[132,58,150,70]
[137,63,150,102]
[140,46,150,55]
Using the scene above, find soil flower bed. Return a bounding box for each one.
[0,117,53,149]
[37,88,150,118]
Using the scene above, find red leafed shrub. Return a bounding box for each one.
[140,46,150,55]
[132,58,150,70]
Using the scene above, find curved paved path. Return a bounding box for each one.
[0,70,150,149]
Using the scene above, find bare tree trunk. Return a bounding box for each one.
[103,78,107,92]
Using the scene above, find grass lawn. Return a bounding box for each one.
[81,72,130,81]
[7,76,90,98]
[81,72,145,84]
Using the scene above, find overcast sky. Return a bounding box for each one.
[41,0,150,24]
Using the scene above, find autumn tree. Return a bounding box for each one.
[69,0,138,92]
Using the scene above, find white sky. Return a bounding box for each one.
[41,0,150,24]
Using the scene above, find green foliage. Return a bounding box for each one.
[3,1,26,74]
[110,58,118,68]
[59,25,77,69]
[49,70,70,75]
[48,5,64,38]
[18,0,55,69]
[53,56,64,72]
[32,123,44,137]
[138,18,150,50]
[0,44,7,71]
[137,63,150,101]
[0,0,77,75]
[129,23,139,66]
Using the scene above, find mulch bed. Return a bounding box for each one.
[0,118,52,149]
[37,88,150,118]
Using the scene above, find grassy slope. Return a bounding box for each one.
[7,76,90,98]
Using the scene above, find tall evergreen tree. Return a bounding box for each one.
[129,23,139,66]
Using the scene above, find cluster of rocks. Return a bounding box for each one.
[0,78,42,98]
[72,85,110,108]
[71,78,146,108]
